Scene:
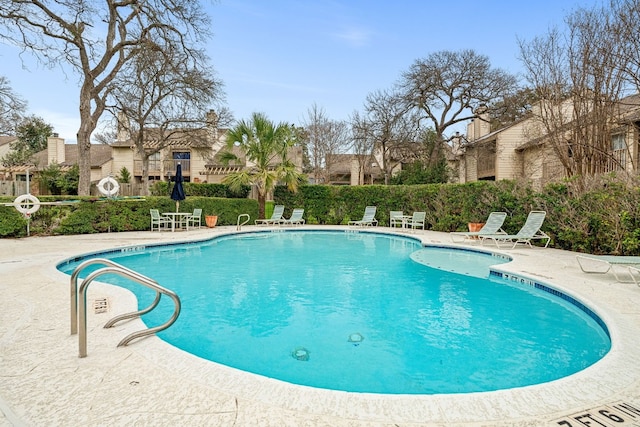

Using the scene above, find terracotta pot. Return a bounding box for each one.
[468,222,485,232]
[205,215,218,228]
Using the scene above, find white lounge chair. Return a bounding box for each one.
[280,208,305,226]
[480,211,550,248]
[255,205,285,225]
[577,254,640,282]
[450,212,508,243]
[348,206,377,227]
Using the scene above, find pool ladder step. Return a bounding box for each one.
[70,258,181,358]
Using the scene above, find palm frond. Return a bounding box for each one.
[224,112,305,203]
[222,170,252,191]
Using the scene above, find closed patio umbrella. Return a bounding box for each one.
[170,163,186,212]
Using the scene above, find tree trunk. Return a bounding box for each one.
[76,129,92,196]
[140,147,150,196]
[257,191,266,219]
[77,83,96,196]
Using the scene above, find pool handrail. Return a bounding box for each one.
[70,258,181,358]
[237,213,250,230]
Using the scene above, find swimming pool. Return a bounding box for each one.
[59,230,611,394]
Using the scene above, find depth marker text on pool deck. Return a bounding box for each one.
[552,401,640,426]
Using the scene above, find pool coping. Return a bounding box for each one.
[2,225,640,426]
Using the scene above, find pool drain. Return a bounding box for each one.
[348,332,364,345]
[292,346,310,361]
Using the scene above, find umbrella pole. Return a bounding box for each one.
[176,201,180,212]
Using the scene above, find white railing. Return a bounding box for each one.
[70,258,181,358]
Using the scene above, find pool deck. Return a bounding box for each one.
[2,225,640,426]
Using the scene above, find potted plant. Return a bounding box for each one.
[467,221,485,233]
[205,214,218,228]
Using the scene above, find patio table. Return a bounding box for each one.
[399,215,413,229]
[163,212,192,232]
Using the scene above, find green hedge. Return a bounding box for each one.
[150,181,251,198]
[5,176,640,255]
[274,181,532,230]
[0,205,27,236]
[0,195,258,237]
[274,177,640,255]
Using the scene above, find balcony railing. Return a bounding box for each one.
[477,155,495,178]
[604,149,626,172]
[133,159,191,176]
[164,159,190,175]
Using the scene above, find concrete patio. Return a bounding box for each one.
[1,226,640,426]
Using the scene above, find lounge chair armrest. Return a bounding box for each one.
[576,255,612,274]
[628,266,640,285]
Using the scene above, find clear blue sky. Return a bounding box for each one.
[0,0,600,143]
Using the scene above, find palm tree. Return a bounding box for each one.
[221,112,305,218]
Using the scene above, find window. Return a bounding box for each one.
[609,134,626,171]
[612,133,626,151]
[173,151,191,160]
[148,152,161,171]
[172,151,191,172]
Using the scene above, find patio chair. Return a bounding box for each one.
[280,208,305,226]
[186,208,202,229]
[389,211,404,228]
[255,204,285,225]
[480,211,550,248]
[405,211,426,231]
[577,254,640,283]
[348,206,378,227]
[150,209,169,231]
[450,212,508,243]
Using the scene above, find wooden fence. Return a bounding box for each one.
[91,183,143,197]
[1,181,254,199]
[0,181,29,196]
[0,181,144,197]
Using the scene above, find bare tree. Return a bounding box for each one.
[349,110,375,185]
[352,90,422,185]
[302,103,350,184]
[0,0,211,195]
[0,76,27,135]
[211,106,235,130]
[518,2,632,180]
[398,49,519,165]
[488,87,539,130]
[613,0,640,92]
[106,43,223,195]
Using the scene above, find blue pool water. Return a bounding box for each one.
[59,230,611,394]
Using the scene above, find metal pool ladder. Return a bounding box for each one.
[237,213,250,230]
[70,258,181,358]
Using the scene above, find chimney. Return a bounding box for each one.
[206,109,219,138]
[206,109,224,151]
[451,131,464,155]
[117,111,131,142]
[467,120,475,140]
[473,104,491,138]
[350,158,361,186]
[47,134,65,165]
